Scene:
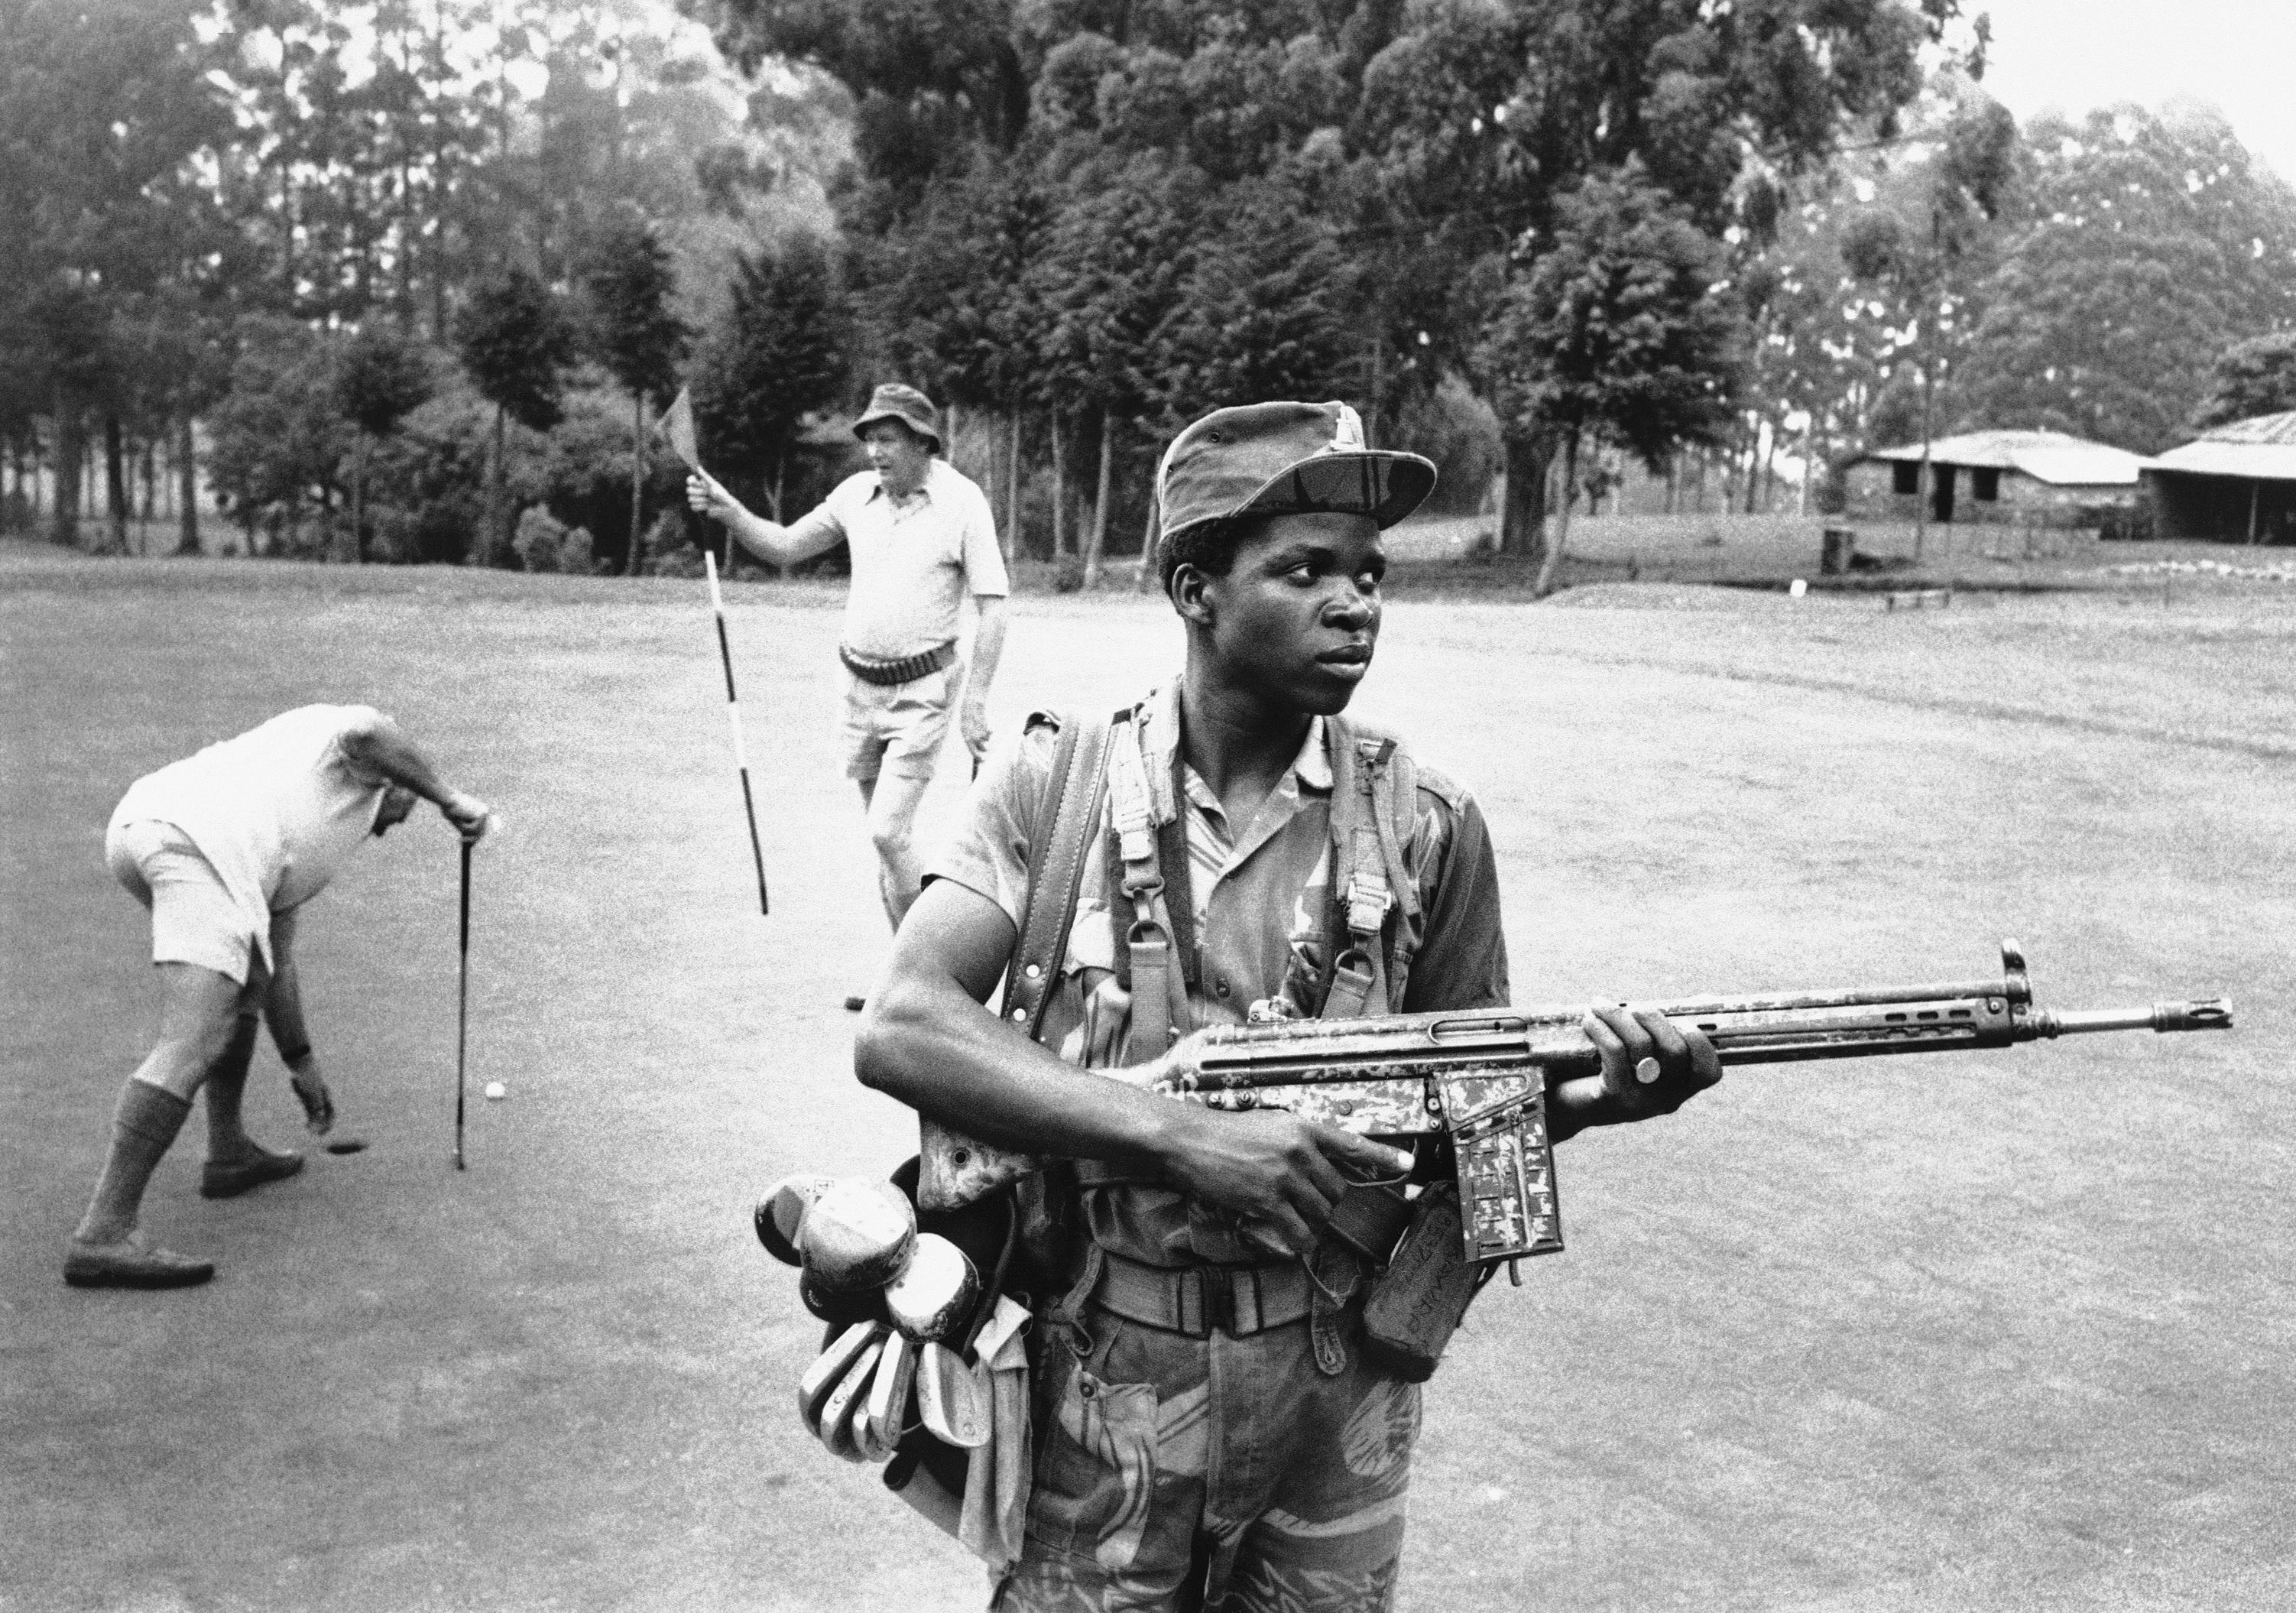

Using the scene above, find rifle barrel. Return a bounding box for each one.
[2031,999,2233,1036]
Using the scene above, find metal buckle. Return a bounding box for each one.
[1344,871,1389,938]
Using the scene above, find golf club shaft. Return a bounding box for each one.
[705,552,770,915]
[455,837,470,1170]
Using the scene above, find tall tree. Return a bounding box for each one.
[713,0,1967,563]
[336,326,436,561]
[691,235,852,528]
[2193,333,2296,433]
[455,267,576,567]
[1349,0,1977,553]
[1954,102,2296,454]
[1840,89,2019,555]
[1,0,232,549]
[206,316,352,555]
[579,213,692,573]
[1040,154,1204,585]
[1477,163,1742,594]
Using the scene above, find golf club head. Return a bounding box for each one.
[860,1331,917,1462]
[819,1333,886,1463]
[754,1174,836,1267]
[799,1321,885,1439]
[914,1342,991,1450]
[885,1234,980,1343]
[799,1179,916,1293]
[799,1270,888,1331]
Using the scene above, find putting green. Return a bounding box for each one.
[3,548,2288,1611]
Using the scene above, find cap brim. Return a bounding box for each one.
[1232,450,1437,531]
[852,411,942,447]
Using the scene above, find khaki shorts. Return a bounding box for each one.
[106,819,262,986]
[839,663,959,782]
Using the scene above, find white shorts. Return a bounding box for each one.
[106,819,262,986]
[838,664,958,783]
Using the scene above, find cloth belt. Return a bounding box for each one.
[1091,1250,1314,1339]
[841,640,957,686]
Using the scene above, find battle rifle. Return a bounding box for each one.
[919,941,2231,1269]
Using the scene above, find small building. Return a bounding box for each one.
[1842,430,2149,526]
[2144,412,2296,544]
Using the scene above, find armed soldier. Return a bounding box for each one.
[856,401,1721,1609]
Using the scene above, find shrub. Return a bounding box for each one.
[513,507,595,573]
[641,508,705,577]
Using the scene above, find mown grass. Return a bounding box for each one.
[4,545,2290,1612]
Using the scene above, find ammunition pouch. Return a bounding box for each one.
[1359,1183,1488,1384]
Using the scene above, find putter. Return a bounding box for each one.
[454,836,471,1170]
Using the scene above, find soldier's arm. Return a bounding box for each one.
[857,880,1408,1254]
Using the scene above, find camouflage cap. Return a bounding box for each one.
[1154,401,1436,544]
[852,383,942,453]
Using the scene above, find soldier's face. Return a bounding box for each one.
[862,422,932,498]
[1187,511,1384,716]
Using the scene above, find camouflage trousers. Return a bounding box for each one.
[993,1300,1422,1612]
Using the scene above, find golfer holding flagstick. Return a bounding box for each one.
[686,382,1010,973]
[67,706,491,1289]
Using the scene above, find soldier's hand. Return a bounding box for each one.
[1581,1003,1721,1118]
[441,790,493,843]
[1156,1106,1415,1257]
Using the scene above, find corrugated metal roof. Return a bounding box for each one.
[2191,411,2296,446]
[1853,430,2148,485]
[2148,412,2296,479]
[2148,441,2296,481]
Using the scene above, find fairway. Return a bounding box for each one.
[3,550,2290,1612]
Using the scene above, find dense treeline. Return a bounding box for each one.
[0,0,842,568]
[8,0,2296,577]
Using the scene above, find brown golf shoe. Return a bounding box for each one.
[199,1147,305,1199]
[63,1232,216,1289]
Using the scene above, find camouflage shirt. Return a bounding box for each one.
[927,679,1510,1267]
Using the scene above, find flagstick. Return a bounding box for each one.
[705,550,770,916]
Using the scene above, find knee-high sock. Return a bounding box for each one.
[201,1014,262,1158]
[74,1081,195,1244]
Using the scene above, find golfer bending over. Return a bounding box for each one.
[687,383,1008,941]
[66,705,491,1290]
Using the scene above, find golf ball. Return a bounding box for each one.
[483,1082,507,1101]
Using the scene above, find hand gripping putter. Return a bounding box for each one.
[705,550,770,917]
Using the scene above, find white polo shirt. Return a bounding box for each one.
[110,705,391,974]
[786,459,1009,659]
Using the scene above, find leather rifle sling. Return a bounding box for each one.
[999,715,1113,1035]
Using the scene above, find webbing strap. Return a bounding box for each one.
[1321,722,1422,1021]
[996,714,1111,1037]
[1104,709,1188,1054]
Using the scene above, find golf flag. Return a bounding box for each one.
[658,386,700,471]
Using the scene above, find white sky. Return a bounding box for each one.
[1976,0,2296,179]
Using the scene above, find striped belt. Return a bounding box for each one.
[839,640,956,686]
[1092,1250,1313,1339]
